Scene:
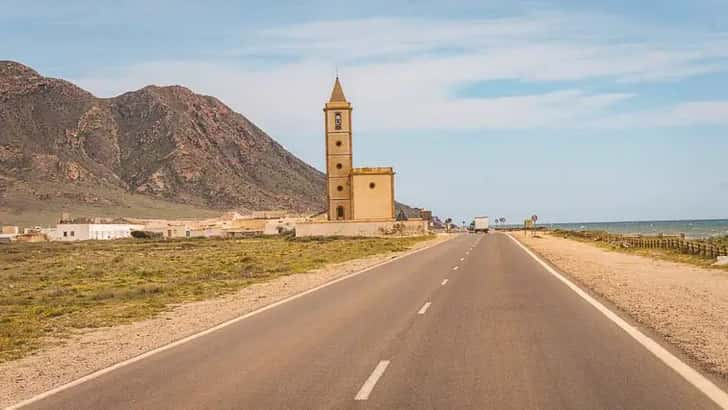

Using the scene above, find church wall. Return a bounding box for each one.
[351,173,394,220]
[325,108,351,133]
[328,176,351,201]
[328,199,352,220]
[326,132,352,156]
[326,155,353,178]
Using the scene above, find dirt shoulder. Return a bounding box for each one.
[512,231,728,381]
[0,234,453,408]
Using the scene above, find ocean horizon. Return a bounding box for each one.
[502,218,728,239]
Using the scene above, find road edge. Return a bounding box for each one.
[7,234,458,410]
[505,232,728,409]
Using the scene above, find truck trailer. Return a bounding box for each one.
[473,216,490,233]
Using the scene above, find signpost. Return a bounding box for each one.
[524,215,538,236]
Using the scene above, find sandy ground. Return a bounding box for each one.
[0,234,453,408]
[513,231,728,380]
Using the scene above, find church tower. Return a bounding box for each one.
[324,77,353,220]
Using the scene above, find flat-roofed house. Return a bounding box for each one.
[56,217,143,241]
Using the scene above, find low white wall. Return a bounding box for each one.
[295,220,428,237]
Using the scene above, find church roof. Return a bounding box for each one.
[329,77,347,102]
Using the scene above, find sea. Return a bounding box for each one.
[540,219,728,239]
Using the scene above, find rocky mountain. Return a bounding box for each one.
[0,61,328,220]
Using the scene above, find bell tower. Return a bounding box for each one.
[324,77,353,220]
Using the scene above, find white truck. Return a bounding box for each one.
[473,216,490,233]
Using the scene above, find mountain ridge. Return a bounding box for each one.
[0,61,328,223]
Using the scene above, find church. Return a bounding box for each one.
[323,77,395,221]
[295,77,428,237]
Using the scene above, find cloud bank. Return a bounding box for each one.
[73,11,728,137]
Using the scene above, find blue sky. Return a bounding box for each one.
[2,0,727,223]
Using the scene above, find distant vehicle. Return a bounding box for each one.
[473,216,489,233]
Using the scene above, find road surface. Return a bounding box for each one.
[22,233,722,409]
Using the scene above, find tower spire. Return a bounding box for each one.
[329,76,347,102]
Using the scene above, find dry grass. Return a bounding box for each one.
[549,230,728,271]
[0,235,429,362]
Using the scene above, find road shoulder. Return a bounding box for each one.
[509,231,728,393]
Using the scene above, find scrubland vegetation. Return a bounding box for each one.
[0,235,429,361]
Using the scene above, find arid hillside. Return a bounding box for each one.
[0,61,327,224]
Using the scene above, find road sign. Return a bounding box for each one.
[531,214,538,223]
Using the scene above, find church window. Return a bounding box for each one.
[336,206,345,219]
[337,185,344,192]
[336,163,343,169]
[336,140,342,147]
[369,182,376,189]
[335,112,342,130]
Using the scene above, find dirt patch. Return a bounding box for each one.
[0,234,452,407]
[513,231,728,380]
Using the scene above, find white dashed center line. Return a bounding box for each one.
[355,360,390,400]
[418,302,432,314]
[460,257,465,261]
[452,266,459,271]
[441,279,448,285]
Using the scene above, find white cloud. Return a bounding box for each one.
[594,101,728,128]
[72,12,728,137]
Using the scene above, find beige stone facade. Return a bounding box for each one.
[351,168,394,220]
[323,78,396,221]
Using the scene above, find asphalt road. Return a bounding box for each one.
[23,233,721,409]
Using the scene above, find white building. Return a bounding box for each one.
[56,223,143,241]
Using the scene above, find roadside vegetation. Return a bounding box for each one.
[0,235,429,362]
[706,235,728,247]
[549,230,728,270]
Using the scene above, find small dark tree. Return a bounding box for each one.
[131,230,163,239]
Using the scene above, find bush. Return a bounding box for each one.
[131,230,163,239]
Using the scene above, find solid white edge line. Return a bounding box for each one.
[505,233,728,409]
[441,279,448,285]
[354,360,390,400]
[418,302,432,315]
[9,237,456,410]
